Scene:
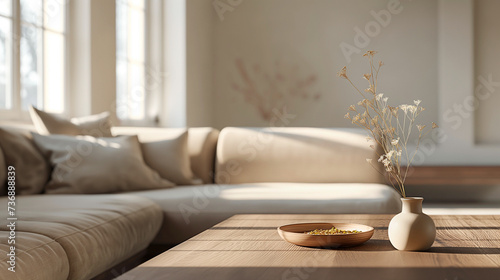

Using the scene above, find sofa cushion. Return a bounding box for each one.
[0,194,163,280]
[0,128,50,195]
[131,183,401,245]
[216,127,384,184]
[121,129,198,185]
[32,133,174,194]
[112,127,219,184]
[29,106,113,137]
[0,231,70,280]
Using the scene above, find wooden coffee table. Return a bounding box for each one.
[119,214,500,279]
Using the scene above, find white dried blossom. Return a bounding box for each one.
[391,137,400,146]
[386,150,395,160]
[408,105,417,114]
[376,93,384,101]
[378,155,384,163]
[400,104,409,113]
[414,100,421,106]
[382,158,391,168]
[383,97,388,103]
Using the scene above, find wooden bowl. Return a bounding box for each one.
[278,222,374,248]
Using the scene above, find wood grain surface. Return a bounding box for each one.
[118,214,500,280]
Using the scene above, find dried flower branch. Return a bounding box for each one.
[339,51,437,197]
[233,58,320,121]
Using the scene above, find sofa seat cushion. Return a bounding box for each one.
[0,194,163,280]
[131,183,401,245]
[0,231,70,280]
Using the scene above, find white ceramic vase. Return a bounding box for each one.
[388,197,436,251]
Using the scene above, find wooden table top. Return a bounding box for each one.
[119,214,500,280]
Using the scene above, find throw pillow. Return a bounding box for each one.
[31,133,175,194]
[29,106,113,137]
[0,128,50,194]
[140,131,201,185]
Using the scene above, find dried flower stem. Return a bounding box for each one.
[339,51,437,197]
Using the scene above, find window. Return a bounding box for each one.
[0,0,66,115]
[116,0,146,121]
[0,0,13,110]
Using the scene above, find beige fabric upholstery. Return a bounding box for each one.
[112,127,219,184]
[32,134,174,194]
[121,129,198,185]
[0,194,163,280]
[0,231,70,280]
[0,147,5,196]
[29,106,113,137]
[0,122,36,196]
[216,127,384,184]
[131,183,401,245]
[0,128,50,194]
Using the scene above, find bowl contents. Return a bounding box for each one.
[305,226,361,235]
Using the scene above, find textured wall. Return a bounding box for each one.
[212,0,438,129]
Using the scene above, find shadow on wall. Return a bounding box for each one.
[232,58,321,122]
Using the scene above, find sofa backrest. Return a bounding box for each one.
[111,127,219,184]
[0,122,219,185]
[215,127,384,184]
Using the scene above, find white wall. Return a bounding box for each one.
[213,0,438,129]
[160,0,215,128]
[186,0,215,127]
[67,0,116,121]
[474,0,500,145]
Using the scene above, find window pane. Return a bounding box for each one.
[21,25,41,110]
[117,0,146,120]
[44,31,64,113]
[128,6,144,62]
[0,0,11,17]
[0,17,11,109]
[44,0,65,32]
[21,0,42,25]
[128,0,144,9]
[116,0,127,58]
[116,59,127,119]
[128,62,144,120]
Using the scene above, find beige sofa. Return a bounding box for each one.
[0,124,401,280]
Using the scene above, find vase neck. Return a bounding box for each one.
[401,197,423,213]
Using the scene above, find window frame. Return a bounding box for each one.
[116,0,154,126]
[0,0,68,121]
